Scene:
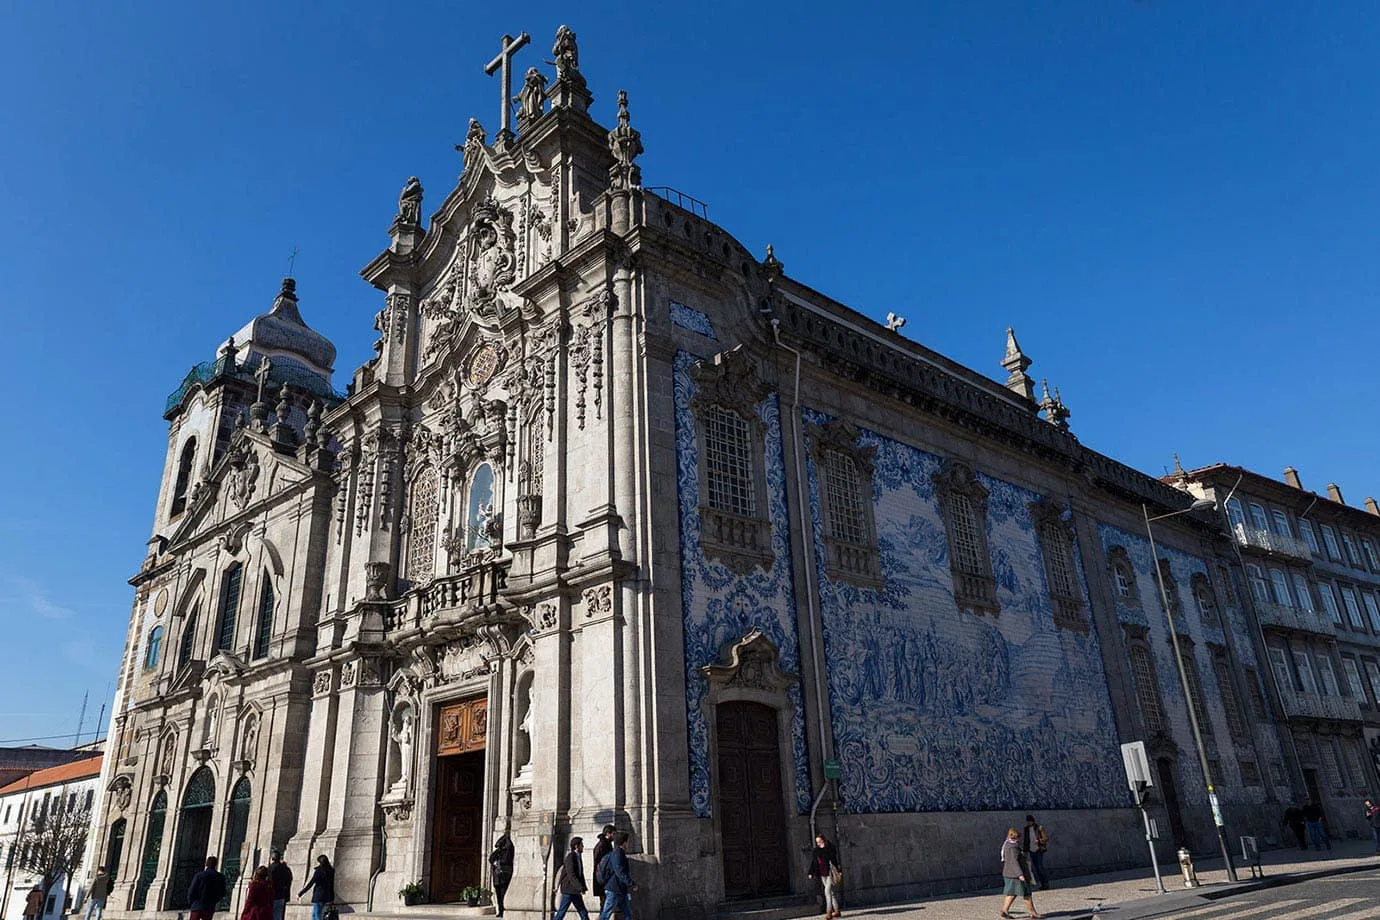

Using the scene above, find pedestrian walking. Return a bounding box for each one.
[241,867,274,920]
[999,828,1040,920]
[554,837,590,920]
[1364,799,1380,854]
[591,824,616,910]
[1021,815,1049,890]
[297,855,336,920]
[1281,804,1307,850]
[807,834,843,919]
[267,851,293,920]
[490,834,515,917]
[24,886,44,920]
[188,856,229,920]
[1302,800,1331,852]
[85,867,112,920]
[596,832,637,920]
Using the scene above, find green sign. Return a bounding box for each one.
[823,759,843,779]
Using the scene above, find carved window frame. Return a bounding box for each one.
[933,459,998,616]
[1175,635,1213,737]
[170,437,197,519]
[1209,644,1247,738]
[1029,499,1087,633]
[1107,546,1140,607]
[1123,624,1168,740]
[1192,573,1219,627]
[807,420,882,588]
[404,464,440,585]
[690,349,773,575]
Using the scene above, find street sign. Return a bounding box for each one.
[1121,741,1153,791]
[822,759,842,779]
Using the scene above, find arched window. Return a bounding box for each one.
[104,818,126,883]
[178,604,200,669]
[170,439,197,518]
[407,466,439,582]
[466,463,497,552]
[168,768,215,909]
[251,575,273,660]
[1108,546,1139,606]
[219,778,252,908]
[144,627,164,670]
[215,563,243,653]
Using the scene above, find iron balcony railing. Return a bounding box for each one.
[1234,524,1313,560]
[1277,687,1362,722]
[1254,600,1337,637]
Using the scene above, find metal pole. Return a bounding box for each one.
[1145,504,1239,881]
[1140,802,1165,894]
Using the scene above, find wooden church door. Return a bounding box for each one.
[716,701,790,900]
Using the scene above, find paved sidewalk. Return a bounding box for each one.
[836,839,1380,920]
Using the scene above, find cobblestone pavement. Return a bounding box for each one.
[830,839,1380,920]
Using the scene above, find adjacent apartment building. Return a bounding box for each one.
[0,754,104,920]
[1178,464,1380,839]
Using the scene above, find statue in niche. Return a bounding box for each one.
[515,693,533,783]
[391,705,415,794]
[466,464,497,551]
[203,699,219,750]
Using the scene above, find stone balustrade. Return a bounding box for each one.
[1254,600,1336,636]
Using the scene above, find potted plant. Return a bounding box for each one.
[398,882,426,906]
[460,885,490,908]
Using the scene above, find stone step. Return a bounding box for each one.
[713,894,818,920]
[355,904,496,920]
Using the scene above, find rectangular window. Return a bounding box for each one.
[704,407,757,518]
[1363,539,1380,572]
[1182,646,1213,735]
[1363,593,1380,632]
[822,450,866,545]
[1316,654,1341,696]
[1130,644,1165,734]
[215,564,243,653]
[1293,574,1316,612]
[1247,564,1270,605]
[1343,657,1368,705]
[1322,525,1343,561]
[1248,503,1270,532]
[1293,650,1318,694]
[947,491,985,576]
[1318,583,1343,624]
[1341,586,1366,630]
[1239,761,1262,786]
[1365,660,1380,706]
[1212,654,1246,737]
[1299,519,1321,555]
[1040,523,1078,600]
[1322,742,1345,791]
[1269,569,1292,606]
[1207,757,1225,787]
[1272,510,1294,538]
[1226,498,1246,531]
[1342,533,1362,566]
[1270,646,1294,693]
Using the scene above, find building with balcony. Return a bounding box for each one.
[1177,462,1380,838]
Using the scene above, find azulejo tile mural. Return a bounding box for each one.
[669,301,717,340]
[673,351,811,818]
[803,409,1127,813]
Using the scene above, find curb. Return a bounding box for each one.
[1066,858,1380,919]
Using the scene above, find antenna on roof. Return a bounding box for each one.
[73,690,88,749]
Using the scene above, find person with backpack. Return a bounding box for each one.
[596,832,636,920]
[1022,815,1050,890]
[591,825,616,909]
[553,837,590,920]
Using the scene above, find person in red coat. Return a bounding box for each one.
[241,867,274,920]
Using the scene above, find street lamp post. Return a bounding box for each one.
[1143,499,1239,883]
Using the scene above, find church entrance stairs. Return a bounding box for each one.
[357,903,495,920]
[712,893,818,920]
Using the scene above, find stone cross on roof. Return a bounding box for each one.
[484,32,531,142]
[254,355,274,405]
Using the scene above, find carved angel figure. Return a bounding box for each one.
[552,26,580,81]
[461,118,487,173]
[515,67,547,127]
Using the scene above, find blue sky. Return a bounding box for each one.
[2,2,1378,742]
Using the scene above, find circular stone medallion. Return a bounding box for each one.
[465,342,505,387]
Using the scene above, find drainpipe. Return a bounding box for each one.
[769,318,833,841]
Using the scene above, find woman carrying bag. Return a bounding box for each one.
[807,834,843,919]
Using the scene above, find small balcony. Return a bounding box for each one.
[1278,688,1362,722]
[1234,524,1313,560]
[1254,600,1336,637]
[385,561,510,632]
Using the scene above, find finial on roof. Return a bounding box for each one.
[1000,327,1036,403]
[304,399,321,445]
[762,244,783,283]
[1038,378,1071,432]
[607,90,644,190]
[886,312,907,332]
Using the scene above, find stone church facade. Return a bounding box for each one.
[91,27,1307,920]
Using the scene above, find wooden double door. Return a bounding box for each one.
[430,698,488,903]
[717,701,790,900]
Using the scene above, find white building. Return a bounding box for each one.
[0,755,103,920]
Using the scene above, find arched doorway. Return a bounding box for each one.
[716,701,790,900]
[104,819,127,883]
[132,791,167,910]
[219,778,251,909]
[168,768,216,909]
[1155,758,1188,848]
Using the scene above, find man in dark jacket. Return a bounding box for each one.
[554,837,589,920]
[268,850,293,920]
[187,856,228,920]
[591,825,616,906]
[597,833,636,920]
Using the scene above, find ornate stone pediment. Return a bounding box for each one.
[690,346,770,421]
[700,629,798,694]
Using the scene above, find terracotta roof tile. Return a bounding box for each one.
[0,755,102,796]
